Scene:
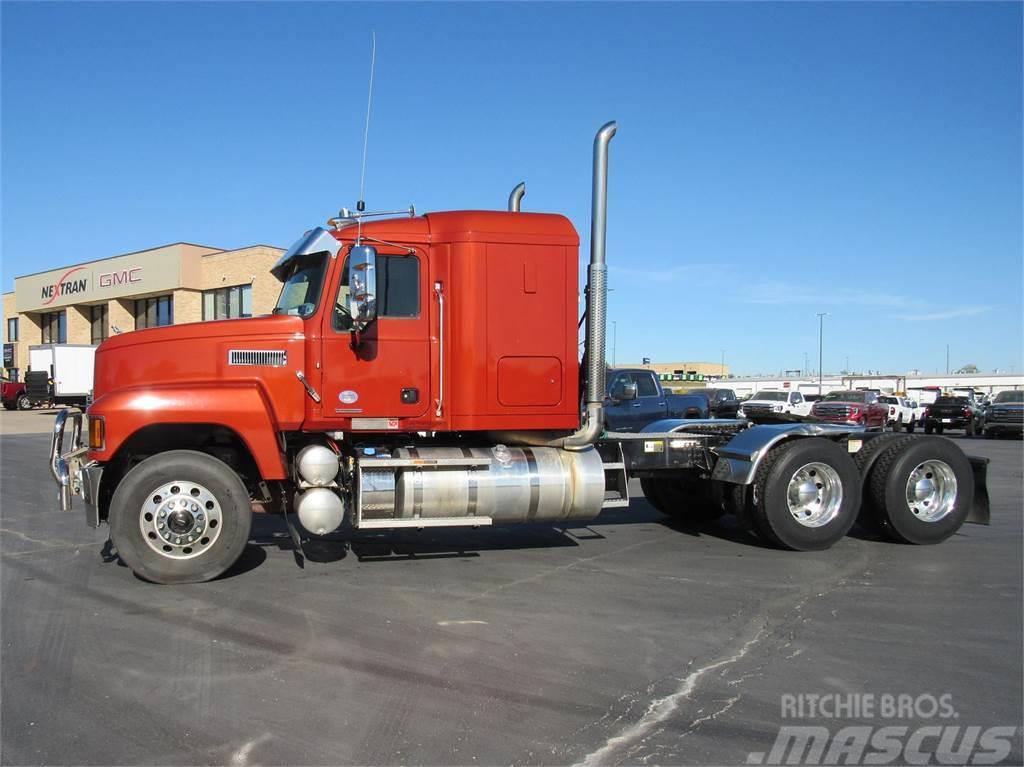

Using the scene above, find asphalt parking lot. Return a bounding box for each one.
[1,410,1021,766]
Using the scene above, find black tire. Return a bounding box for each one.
[865,436,972,545]
[924,424,934,435]
[16,394,31,411]
[641,476,724,522]
[905,418,915,433]
[852,433,914,476]
[936,426,944,435]
[985,430,995,440]
[965,420,975,437]
[109,450,253,584]
[749,438,861,551]
[640,477,671,514]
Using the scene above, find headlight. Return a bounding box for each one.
[773,404,784,412]
[737,408,745,418]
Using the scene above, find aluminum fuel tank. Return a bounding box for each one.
[370,445,606,523]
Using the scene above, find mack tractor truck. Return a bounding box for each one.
[50,122,990,584]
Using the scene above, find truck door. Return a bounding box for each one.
[320,249,431,421]
[635,372,667,427]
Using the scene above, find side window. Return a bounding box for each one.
[334,253,420,331]
[636,373,659,397]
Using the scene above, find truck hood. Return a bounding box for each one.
[92,315,306,413]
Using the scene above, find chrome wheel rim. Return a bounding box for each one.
[904,460,957,522]
[139,480,223,560]
[786,462,843,527]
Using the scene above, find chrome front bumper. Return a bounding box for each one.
[49,409,103,527]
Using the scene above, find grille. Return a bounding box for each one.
[228,349,287,367]
[990,408,1024,423]
[814,404,852,418]
[743,403,774,414]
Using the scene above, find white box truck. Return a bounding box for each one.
[26,344,96,407]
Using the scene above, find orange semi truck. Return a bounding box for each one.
[50,123,990,584]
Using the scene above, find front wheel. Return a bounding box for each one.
[16,394,31,410]
[748,438,861,551]
[109,450,253,584]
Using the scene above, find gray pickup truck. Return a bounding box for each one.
[604,368,708,432]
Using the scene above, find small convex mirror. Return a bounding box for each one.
[349,245,377,324]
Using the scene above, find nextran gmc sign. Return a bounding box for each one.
[39,267,142,305]
[14,244,214,313]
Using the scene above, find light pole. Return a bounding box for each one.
[817,312,828,396]
[611,321,617,367]
[946,344,950,375]
[720,349,725,378]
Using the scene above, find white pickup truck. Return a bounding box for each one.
[877,395,919,432]
[738,389,814,422]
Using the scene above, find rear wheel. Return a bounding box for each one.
[16,394,30,410]
[641,476,724,522]
[924,423,934,435]
[905,417,916,433]
[864,437,972,544]
[109,450,253,584]
[966,420,975,437]
[748,438,860,551]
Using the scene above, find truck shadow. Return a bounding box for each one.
[238,496,774,569]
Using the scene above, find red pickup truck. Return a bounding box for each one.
[810,390,888,428]
[1,378,29,411]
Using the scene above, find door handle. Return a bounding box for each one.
[631,403,641,407]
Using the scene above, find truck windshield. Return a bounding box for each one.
[752,391,787,401]
[994,391,1023,403]
[273,252,328,318]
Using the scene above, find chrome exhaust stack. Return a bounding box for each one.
[508,182,526,212]
[563,120,616,448]
[487,122,616,450]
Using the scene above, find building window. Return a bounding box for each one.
[91,304,109,344]
[6,368,18,382]
[41,311,67,344]
[135,296,173,330]
[203,284,252,321]
[6,318,18,342]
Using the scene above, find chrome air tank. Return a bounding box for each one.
[383,445,606,523]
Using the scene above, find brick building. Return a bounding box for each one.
[2,241,284,380]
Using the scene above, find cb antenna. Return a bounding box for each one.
[357,31,376,220]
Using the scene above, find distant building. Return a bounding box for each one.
[620,361,729,383]
[2,241,284,380]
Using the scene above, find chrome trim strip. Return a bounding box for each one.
[434,281,444,418]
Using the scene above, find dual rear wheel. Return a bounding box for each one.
[643,435,973,550]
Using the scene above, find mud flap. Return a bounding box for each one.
[966,455,990,525]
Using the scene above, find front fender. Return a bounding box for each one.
[87,383,287,479]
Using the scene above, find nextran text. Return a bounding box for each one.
[781,693,957,720]
[40,278,87,300]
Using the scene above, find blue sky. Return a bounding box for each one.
[2,2,1021,375]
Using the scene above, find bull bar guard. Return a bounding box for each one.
[50,408,103,526]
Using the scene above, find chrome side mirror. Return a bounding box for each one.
[348,245,377,326]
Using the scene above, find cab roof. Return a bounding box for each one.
[332,210,579,246]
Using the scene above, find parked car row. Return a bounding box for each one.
[600,369,1021,439]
